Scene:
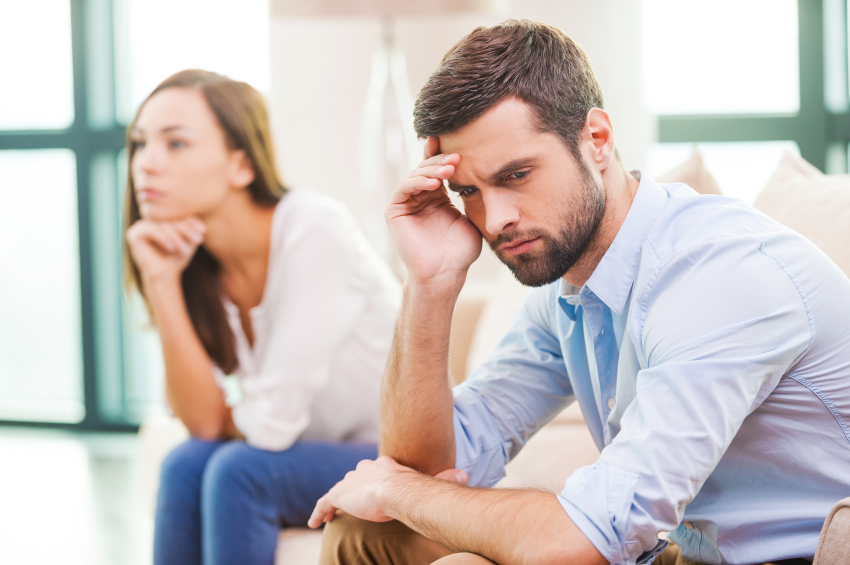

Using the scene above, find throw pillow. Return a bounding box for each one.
[656,146,723,195]
[754,152,850,278]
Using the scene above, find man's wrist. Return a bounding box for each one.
[403,272,466,301]
[380,470,434,522]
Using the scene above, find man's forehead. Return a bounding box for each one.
[438,98,538,155]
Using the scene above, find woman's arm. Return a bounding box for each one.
[127,218,234,440]
[146,274,232,439]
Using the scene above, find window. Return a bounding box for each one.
[0,0,270,430]
[644,0,799,116]
[644,0,848,188]
[0,0,127,429]
[0,150,84,423]
[0,2,75,129]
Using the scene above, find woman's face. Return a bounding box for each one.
[130,87,253,221]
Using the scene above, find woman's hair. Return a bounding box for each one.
[124,69,287,374]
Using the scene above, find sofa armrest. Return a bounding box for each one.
[814,497,850,565]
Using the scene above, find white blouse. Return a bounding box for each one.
[216,190,401,451]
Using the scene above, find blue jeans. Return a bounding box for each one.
[153,438,377,565]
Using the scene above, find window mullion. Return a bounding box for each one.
[797,0,828,170]
[70,0,100,428]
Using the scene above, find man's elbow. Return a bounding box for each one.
[379,439,455,476]
[530,548,597,565]
[526,536,607,565]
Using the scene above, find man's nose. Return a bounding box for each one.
[483,191,520,236]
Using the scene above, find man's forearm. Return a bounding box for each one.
[382,474,605,565]
[380,279,462,474]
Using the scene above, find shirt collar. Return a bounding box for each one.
[558,280,581,321]
[582,168,667,316]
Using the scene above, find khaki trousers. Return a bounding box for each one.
[319,513,810,565]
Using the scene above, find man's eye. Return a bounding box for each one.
[460,187,478,197]
[508,170,529,181]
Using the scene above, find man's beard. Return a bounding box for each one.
[490,164,606,287]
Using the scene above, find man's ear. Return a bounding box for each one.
[230,149,256,190]
[583,108,616,170]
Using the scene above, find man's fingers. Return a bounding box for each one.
[415,152,460,172]
[391,176,445,204]
[409,164,455,182]
[323,508,337,524]
[424,136,440,160]
[308,494,335,529]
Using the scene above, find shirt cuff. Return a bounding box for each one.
[452,393,509,488]
[558,461,664,565]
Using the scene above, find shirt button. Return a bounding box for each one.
[607,398,616,409]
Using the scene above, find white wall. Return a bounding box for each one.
[268,0,649,285]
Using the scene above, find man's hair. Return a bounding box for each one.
[413,20,604,160]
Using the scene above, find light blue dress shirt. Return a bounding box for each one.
[452,170,850,565]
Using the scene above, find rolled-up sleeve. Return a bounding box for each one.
[557,235,812,564]
[453,284,575,487]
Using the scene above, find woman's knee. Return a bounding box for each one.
[159,438,221,498]
[201,441,262,499]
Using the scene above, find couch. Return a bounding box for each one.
[138,150,850,564]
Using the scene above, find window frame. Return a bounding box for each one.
[656,0,844,173]
[0,0,134,431]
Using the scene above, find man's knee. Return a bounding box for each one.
[320,513,453,565]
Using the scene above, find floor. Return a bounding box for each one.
[0,428,152,565]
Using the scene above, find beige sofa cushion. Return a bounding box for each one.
[656,147,723,195]
[754,153,850,277]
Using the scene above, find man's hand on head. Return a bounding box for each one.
[307,456,468,529]
[386,137,483,290]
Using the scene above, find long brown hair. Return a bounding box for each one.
[124,69,287,374]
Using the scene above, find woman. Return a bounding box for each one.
[124,69,400,565]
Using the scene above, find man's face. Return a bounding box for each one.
[440,98,606,287]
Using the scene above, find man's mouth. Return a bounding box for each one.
[499,237,540,256]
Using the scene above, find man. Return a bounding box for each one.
[308,20,850,565]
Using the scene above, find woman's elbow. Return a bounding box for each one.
[185,421,225,441]
[179,411,228,441]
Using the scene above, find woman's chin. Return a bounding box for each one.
[139,203,189,222]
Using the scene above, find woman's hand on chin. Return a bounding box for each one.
[126,216,206,285]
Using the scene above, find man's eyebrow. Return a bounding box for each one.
[446,157,537,193]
